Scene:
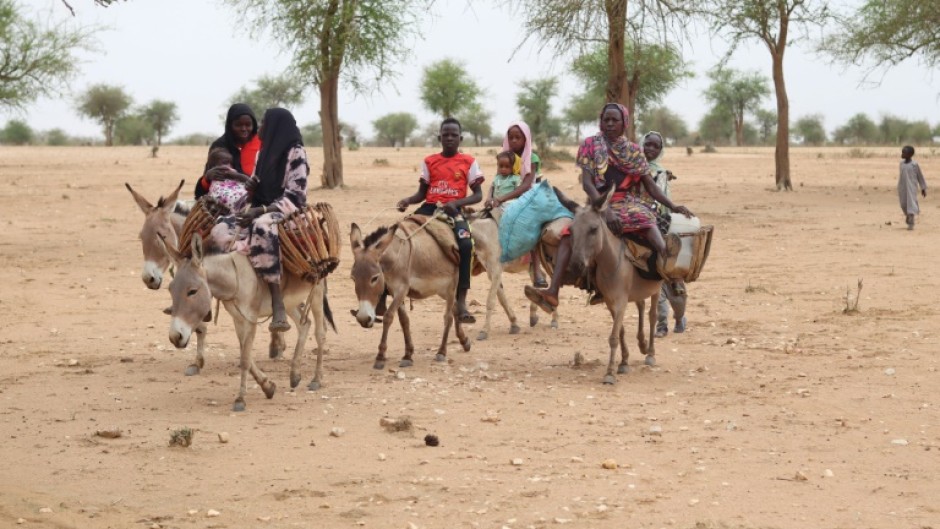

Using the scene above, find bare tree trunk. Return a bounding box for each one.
[319,74,344,189]
[104,119,113,147]
[625,71,640,142]
[772,52,792,191]
[605,0,628,104]
[734,113,744,147]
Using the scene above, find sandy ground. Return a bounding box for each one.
[0,144,937,529]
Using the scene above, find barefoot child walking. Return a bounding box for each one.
[898,145,927,230]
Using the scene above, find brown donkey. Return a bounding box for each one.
[161,234,333,411]
[126,180,287,375]
[567,193,663,384]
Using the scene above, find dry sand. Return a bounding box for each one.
[0,144,937,529]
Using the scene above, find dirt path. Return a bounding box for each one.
[0,145,937,529]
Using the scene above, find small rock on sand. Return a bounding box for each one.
[602,459,618,470]
[217,432,229,443]
[95,428,122,439]
[891,439,909,446]
[511,458,524,466]
[206,509,220,517]
[330,427,345,438]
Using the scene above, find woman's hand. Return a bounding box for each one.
[205,166,236,182]
[236,207,264,228]
[671,204,693,218]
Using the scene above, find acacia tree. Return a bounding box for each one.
[569,40,692,140]
[229,72,306,115]
[228,0,426,189]
[793,114,825,145]
[372,112,418,147]
[703,0,832,191]
[419,59,482,119]
[563,94,598,143]
[140,100,178,146]
[832,113,878,145]
[0,0,95,110]
[516,77,562,149]
[753,108,777,145]
[76,84,132,146]
[636,106,688,142]
[824,0,940,71]
[458,102,493,146]
[516,0,693,108]
[704,68,769,148]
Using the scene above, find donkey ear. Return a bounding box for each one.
[349,223,363,251]
[158,234,183,267]
[161,179,185,213]
[553,186,579,213]
[125,183,154,214]
[191,233,205,265]
[370,226,396,254]
[592,187,615,212]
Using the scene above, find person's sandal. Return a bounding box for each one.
[534,277,549,289]
[269,317,291,332]
[589,292,604,305]
[524,285,558,314]
[456,311,476,324]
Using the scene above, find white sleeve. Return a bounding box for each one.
[420,161,430,184]
[467,160,484,186]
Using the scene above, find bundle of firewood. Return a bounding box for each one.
[179,196,227,256]
[277,202,341,283]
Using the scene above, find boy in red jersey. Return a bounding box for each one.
[397,118,484,323]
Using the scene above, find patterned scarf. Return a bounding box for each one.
[576,103,649,190]
[502,121,533,178]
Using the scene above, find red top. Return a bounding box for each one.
[420,152,484,205]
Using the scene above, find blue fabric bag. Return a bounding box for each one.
[498,180,574,263]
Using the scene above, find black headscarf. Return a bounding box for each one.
[196,103,258,198]
[252,108,304,207]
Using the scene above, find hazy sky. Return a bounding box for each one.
[8,0,940,141]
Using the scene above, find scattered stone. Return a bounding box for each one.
[554,518,571,524]
[330,427,345,438]
[796,388,810,397]
[795,470,808,481]
[570,456,583,463]
[120,357,134,363]
[688,498,699,506]
[187,510,198,516]
[151,523,161,529]
[725,422,737,431]
[39,508,52,514]
[379,416,413,433]
[258,516,271,522]
[378,453,387,461]
[17,518,25,525]
[649,425,663,436]
[481,410,501,423]
[424,434,439,447]
[891,439,909,446]
[407,523,419,529]
[95,428,122,439]
[601,459,618,470]
[217,432,229,444]
[395,371,406,380]
[206,509,220,518]
[68,359,79,367]
[511,458,524,466]
[884,368,896,376]
[725,338,737,345]
[823,469,834,478]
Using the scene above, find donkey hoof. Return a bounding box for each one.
[617,364,630,375]
[476,331,488,341]
[262,381,277,399]
[550,321,559,330]
[290,372,301,389]
[509,324,521,335]
[184,365,200,376]
[399,358,414,368]
[232,399,246,412]
[307,380,321,391]
[529,315,539,327]
[603,374,616,385]
[434,353,447,363]
[373,360,385,370]
[269,347,283,360]
[461,339,472,352]
[644,355,656,367]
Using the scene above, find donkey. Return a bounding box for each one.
[351,220,518,370]
[567,192,663,385]
[161,233,334,411]
[126,180,287,375]
[468,216,557,340]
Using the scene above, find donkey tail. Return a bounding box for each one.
[322,279,337,333]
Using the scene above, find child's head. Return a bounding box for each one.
[496,151,515,176]
[507,125,526,154]
[439,117,462,154]
[207,147,234,168]
[902,145,915,159]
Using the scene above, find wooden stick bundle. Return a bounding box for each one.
[277,202,341,283]
[179,196,226,256]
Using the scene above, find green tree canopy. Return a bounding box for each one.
[1,119,33,144]
[114,113,153,146]
[0,0,96,110]
[753,108,777,145]
[704,67,769,147]
[833,113,879,145]
[824,0,940,71]
[569,41,692,140]
[419,59,482,119]
[563,93,598,142]
[228,0,427,188]
[793,114,826,146]
[140,100,178,146]
[44,128,69,146]
[76,84,132,146]
[457,102,492,147]
[698,106,733,145]
[636,106,688,143]
[372,112,418,147]
[229,72,306,116]
[516,77,562,149]
[301,122,323,147]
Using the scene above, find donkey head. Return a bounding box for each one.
[349,222,395,328]
[569,188,615,276]
[160,233,213,349]
[126,179,184,289]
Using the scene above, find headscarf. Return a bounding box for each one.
[576,103,650,191]
[208,103,258,174]
[642,131,665,176]
[252,108,303,207]
[502,121,532,179]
